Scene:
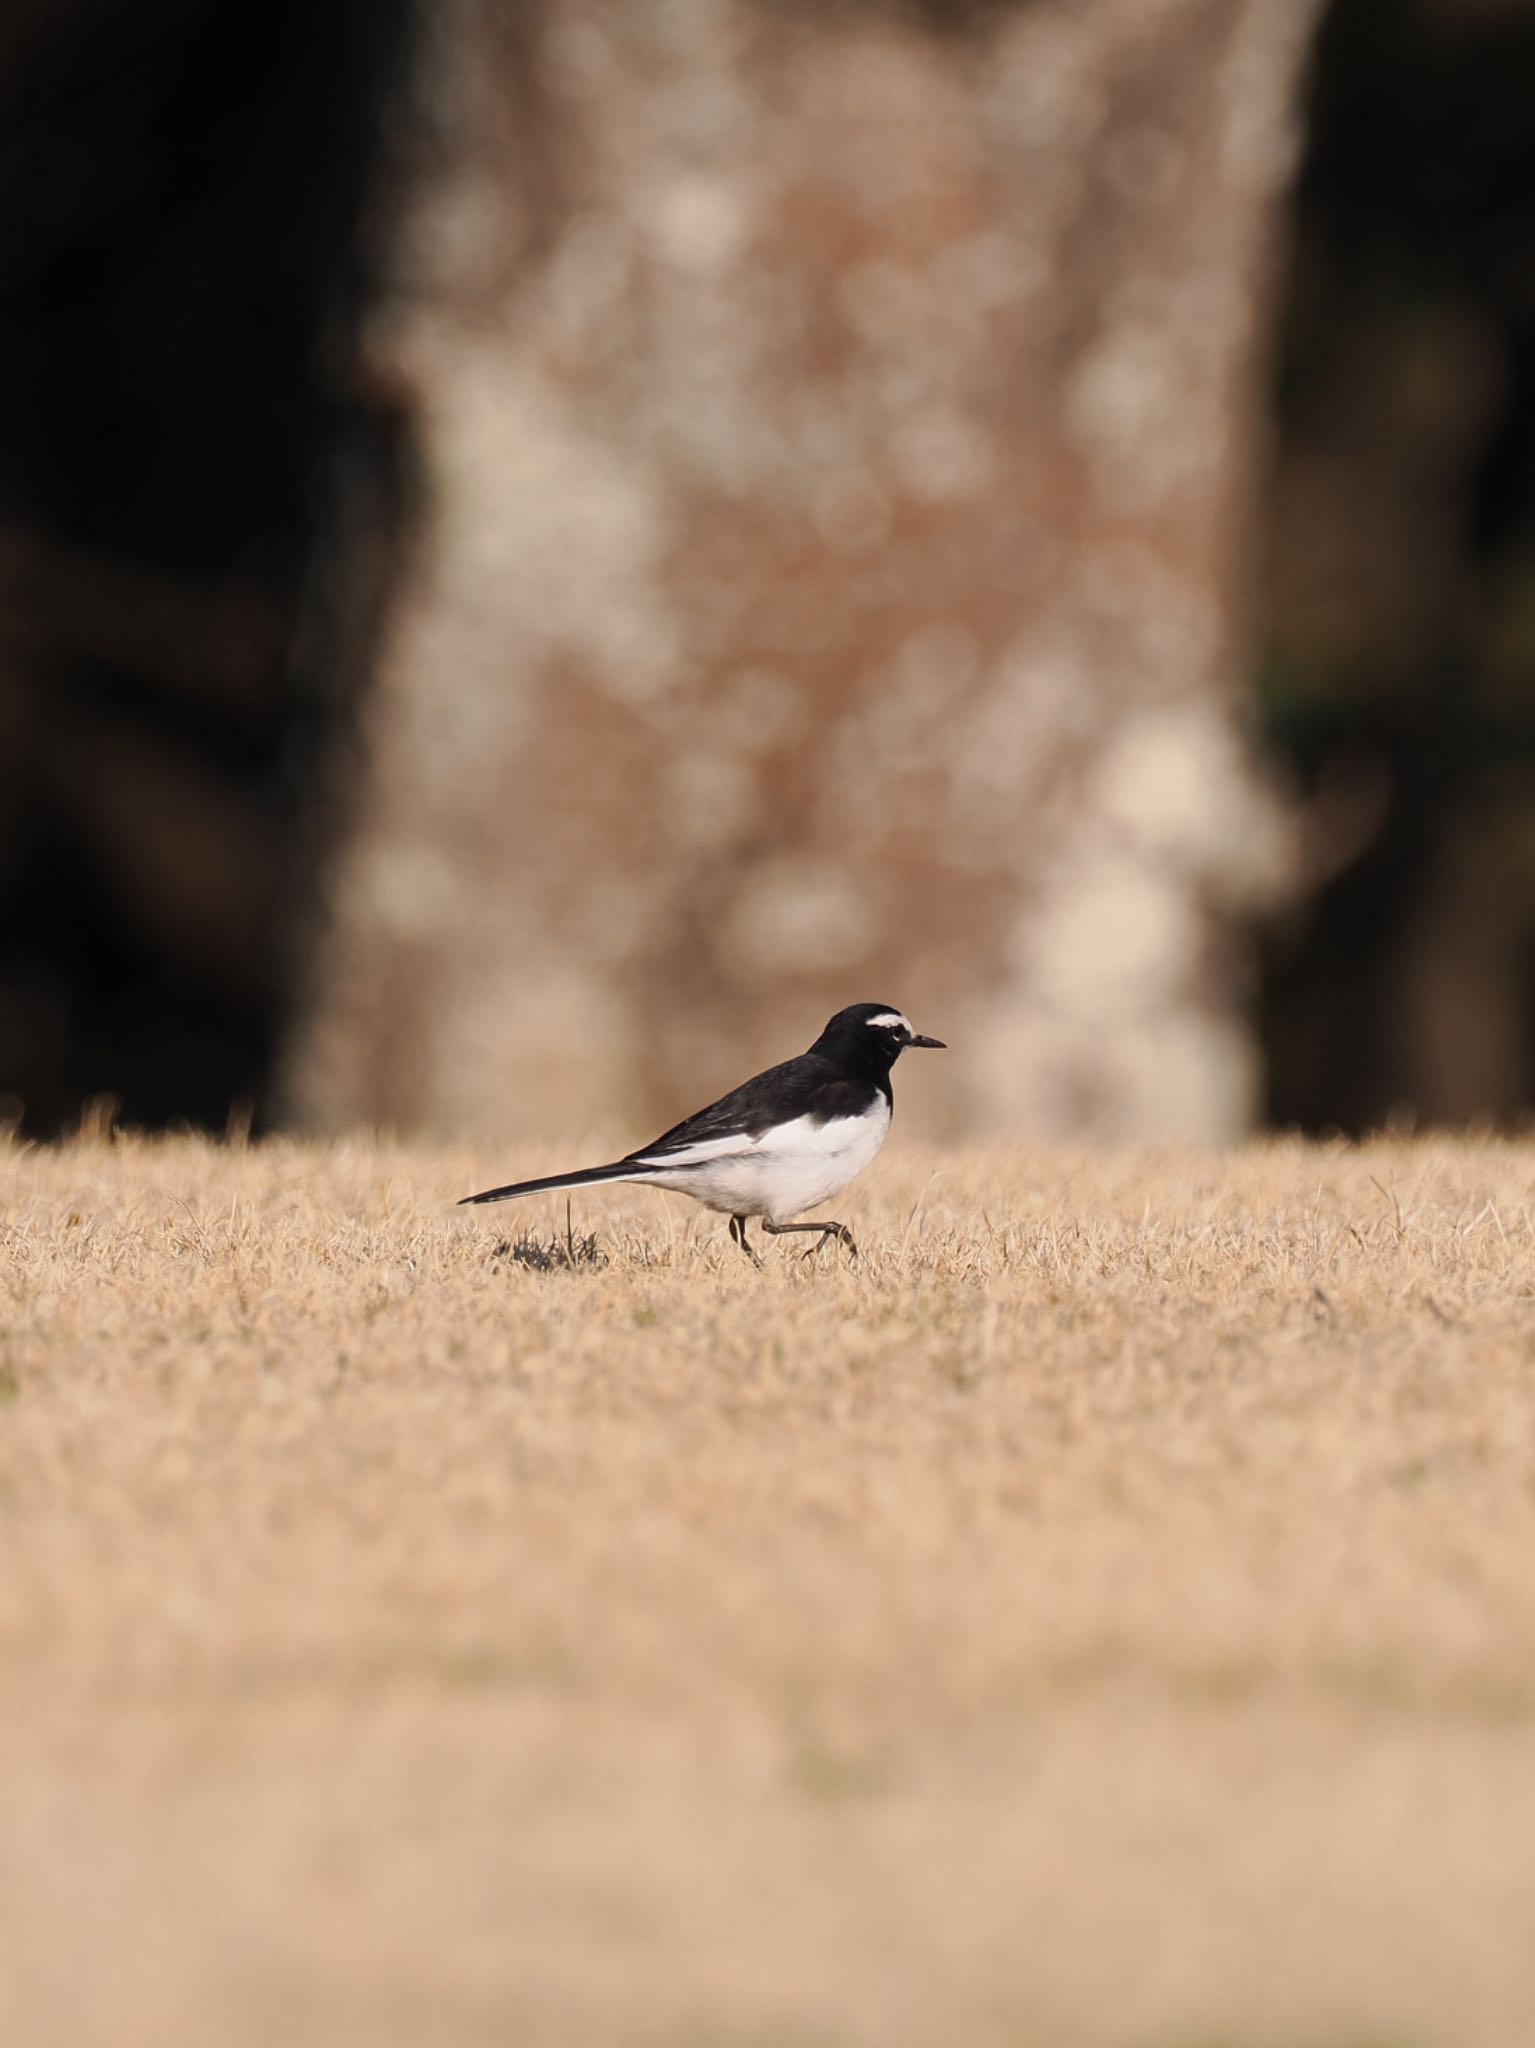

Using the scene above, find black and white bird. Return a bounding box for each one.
[459,1002,945,1264]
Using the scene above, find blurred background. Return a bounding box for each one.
[2,0,1534,1145]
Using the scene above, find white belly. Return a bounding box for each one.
[637,1101,891,1222]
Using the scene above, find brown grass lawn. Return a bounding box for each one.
[3,1131,1535,2048]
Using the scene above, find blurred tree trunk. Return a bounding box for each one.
[1259,0,1535,1133]
[0,0,415,1136]
[290,0,1317,1142]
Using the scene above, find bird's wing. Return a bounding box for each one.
[629,1056,868,1166]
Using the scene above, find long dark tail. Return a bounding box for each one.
[457,1160,654,1207]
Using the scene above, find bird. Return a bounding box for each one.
[459,1002,945,1264]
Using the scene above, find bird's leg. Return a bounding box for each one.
[762,1220,859,1262]
[728,1214,762,1268]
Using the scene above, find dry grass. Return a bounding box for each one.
[4,1130,1535,2048]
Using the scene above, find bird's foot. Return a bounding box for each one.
[764,1219,858,1263]
[803,1222,858,1263]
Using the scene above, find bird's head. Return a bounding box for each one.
[815,1002,946,1068]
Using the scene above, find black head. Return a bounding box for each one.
[809,1002,946,1074]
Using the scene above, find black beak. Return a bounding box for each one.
[908,1034,946,1050]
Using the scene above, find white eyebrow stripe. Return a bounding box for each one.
[866,1012,910,1031]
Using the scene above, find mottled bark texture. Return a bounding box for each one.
[291,0,1318,1142]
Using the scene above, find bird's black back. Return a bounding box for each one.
[630,1051,880,1160]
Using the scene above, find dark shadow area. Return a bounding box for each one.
[0,0,419,1136]
[1259,0,1535,1131]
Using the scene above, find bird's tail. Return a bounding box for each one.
[457,1160,654,1207]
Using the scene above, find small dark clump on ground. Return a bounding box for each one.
[491,1229,608,1274]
